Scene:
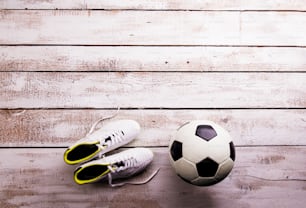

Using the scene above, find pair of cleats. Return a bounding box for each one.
[63,119,157,187]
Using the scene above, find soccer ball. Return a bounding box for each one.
[169,120,235,186]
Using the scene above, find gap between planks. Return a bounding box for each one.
[2,9,306,12]
[2,0,306,11]
[2,44,306,47]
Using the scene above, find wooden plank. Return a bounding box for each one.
[0,72,305,109]
[0,147,305,208]
[0,109,305,147]
[1,11,306,46]
[1,46,306,72]
[1,0,306,10]
[86,0,306,11]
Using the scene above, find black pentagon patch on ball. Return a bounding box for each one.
[170,140,183,161]
[195,125,217,141]
[229,141,236,161]
[196,158,219,177]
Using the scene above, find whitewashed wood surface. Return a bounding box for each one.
[1,109,305,147]
[1,72,305,108]
[1,0,306,10]
[1,46,306,72]
[1,10,306,46]
[0,147,305,208]
[0,1,305,208]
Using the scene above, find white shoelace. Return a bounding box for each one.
[84,107,160,187]
[107,166,160,188]
[106,156,160,187]
[87,107,120,136]
[96,131,126,158]
[85,107,123,158]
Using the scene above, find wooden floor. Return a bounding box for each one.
[1,1,306,208]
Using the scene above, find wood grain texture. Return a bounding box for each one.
[1,10,306,46]
[0,147,305,208]
[1,72,305,108]
[0,1,305,207]
[1,0,306,10]
[1,46,306,72]
[0,109,305,147]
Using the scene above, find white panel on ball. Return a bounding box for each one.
[169,120,235,186]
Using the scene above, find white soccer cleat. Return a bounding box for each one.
[64,119,140,165]
[73,148,156,186]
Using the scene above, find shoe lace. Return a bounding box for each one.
[96,131,126,158]
[86,107,120,136]
[85,108,159,187]
[85,107,123,158]
[106,157,160,187]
